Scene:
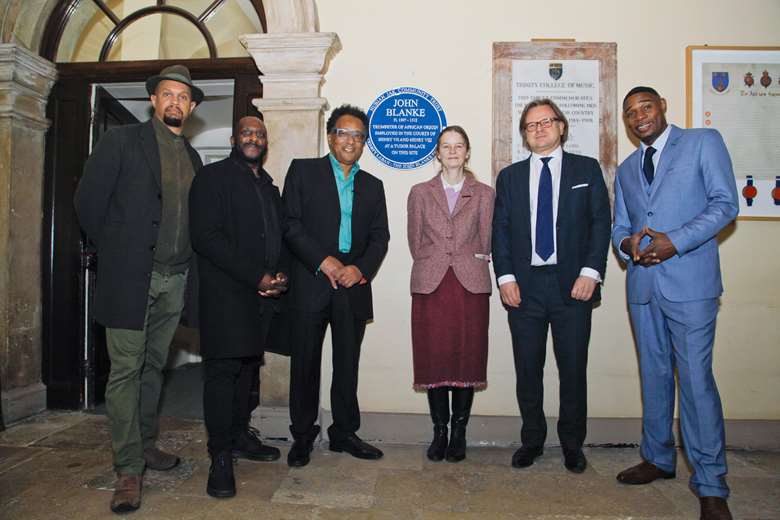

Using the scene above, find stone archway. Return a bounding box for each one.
[0,0,339,424]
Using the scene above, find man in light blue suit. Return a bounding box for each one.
[612,87,738,520]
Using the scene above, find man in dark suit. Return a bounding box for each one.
[492,98,610,473]
[189,116,286,498]
[283,104,389,467]
[613,87,738,520]
[74,65,203,514]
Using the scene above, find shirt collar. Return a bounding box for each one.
[440,174,465,192]
[530,145,563,164]
[640,124,671,155]
[328,153,360,181]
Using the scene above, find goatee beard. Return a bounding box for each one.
[237,145,266,164]
[163,115,183,127]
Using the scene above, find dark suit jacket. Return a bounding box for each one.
[282,155,390,320]
[74,119,202,330]
[492,151,611,304]
[189,152,286,359]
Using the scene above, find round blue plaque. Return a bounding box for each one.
[366,87,447,170]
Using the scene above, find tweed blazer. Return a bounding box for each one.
[407,174,495,295]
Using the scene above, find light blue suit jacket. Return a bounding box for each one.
[612,125,738,304]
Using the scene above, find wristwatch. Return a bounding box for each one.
[742,175,757,207]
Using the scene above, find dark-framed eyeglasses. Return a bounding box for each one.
[523,117,559,132]
[332,128,367,143]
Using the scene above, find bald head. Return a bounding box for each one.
[232,116,268,165]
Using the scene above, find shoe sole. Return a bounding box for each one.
[287,457,310,467]
[144,458,180,471]
[617,473,676,485]
[232,449,281,462]
[511,451,543,468]
[110,503,140,514]
[328,445,383,460]
[207,487,236,498]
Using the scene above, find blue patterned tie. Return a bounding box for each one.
[535,157,554,261]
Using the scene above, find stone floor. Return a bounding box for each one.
[0,411,777,519]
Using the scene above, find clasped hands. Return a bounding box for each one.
[258,272,288,297]
[319,255,368,289]
[621,226,677,267]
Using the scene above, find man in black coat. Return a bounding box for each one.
[75,65,203,514]
[492,98,611,473]
[189,116,287,499]
[283,105,390,467]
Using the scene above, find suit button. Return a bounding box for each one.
[647,211,654,217]
[152,220,159,227]
[149,245,155,251]
[260,233,265,238]
[157,193,162,200]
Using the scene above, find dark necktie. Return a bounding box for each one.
[643,146,656,185]
[535,157,554,261]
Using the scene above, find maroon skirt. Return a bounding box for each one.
[411,267,489,390]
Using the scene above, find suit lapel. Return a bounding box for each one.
[451,175,475,218]
[428,175,451,217]
[649,125,682,198]
[515,160,532,237]
[140,120,162,190]
[319,156,342,228]
[557,152,574,223]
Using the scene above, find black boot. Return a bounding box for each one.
[207,450,236,498]
[426,387,449,461]
[446,387,474,463]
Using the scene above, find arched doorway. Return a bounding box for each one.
[40,0,268,409]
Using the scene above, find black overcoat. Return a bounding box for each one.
[189,153,285,359]
[74,120,202,330]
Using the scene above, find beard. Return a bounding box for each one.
[163,114,183,127]
[236,143,267,164]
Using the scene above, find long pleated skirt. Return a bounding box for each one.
[411,267,489,391]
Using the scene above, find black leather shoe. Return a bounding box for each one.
[287,439,313,467]
[699,496,732,520]
[563,448,587,473]
[207,451,235,499]
[511,445,543,468]
[233,427,281,462]
[329,434,383,460]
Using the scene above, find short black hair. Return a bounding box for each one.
[326,104,369,134]
[623,86,660,105]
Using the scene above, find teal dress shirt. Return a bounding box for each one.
[328,153,359,253]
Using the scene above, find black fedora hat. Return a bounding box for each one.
[145,64,204,105]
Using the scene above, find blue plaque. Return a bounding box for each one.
[366,87,447,170]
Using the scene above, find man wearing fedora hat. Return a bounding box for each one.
[75,64,204,514]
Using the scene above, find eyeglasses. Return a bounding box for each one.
[332,128,367,143]
[523,117,559,132]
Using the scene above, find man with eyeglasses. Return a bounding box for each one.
[189,116,287,498]
[492,98,610,473]
[282,104,390,467]
[613,87,737,520]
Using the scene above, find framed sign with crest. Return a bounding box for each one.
[492,41,618,197]
[686,46,780,220]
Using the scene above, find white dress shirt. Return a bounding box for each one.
[498,146,601,286]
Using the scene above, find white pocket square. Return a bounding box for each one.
[571,183,588,189]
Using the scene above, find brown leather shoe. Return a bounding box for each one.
[616,460,675,484]
[143,447,180,471]
[110,474,142,514]
[699,496,732,520]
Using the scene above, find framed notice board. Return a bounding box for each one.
[686,45,780,220]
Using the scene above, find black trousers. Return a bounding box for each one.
[289,288,366,442]
[507,266,592,450]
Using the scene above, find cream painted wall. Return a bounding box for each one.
[314,0,780,420]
